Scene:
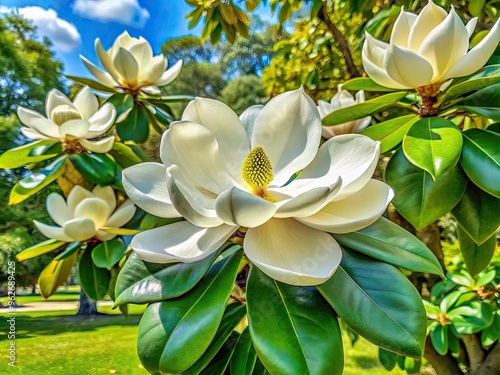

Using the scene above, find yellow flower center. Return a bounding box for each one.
[242,146,275,200]
[51,105,82,125]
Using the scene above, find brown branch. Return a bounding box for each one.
[424,337,463,375]
[473,342,500,375]
[462,334,485,372]
[318,2,360,78]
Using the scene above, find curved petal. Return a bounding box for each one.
[46,89,75,118]
[46,193,71,227]
[105,200,136,228]
[34,221,72,242]
[251,88,322,187]
[442,19,500,81]
[408,0,448,52]
[128,38,153,71]
[384,45,434,88]
[141,85,161,95]
[63,218,96,242]
[390,8,417,48]
[58,120,91,139]
[465,17,478,38]
[92,185,116,213]
[73,86,99,120]
[80,55,118,88]
[317,100,331,119]
[20,127,51,140]
[239,105,263,139]
[17,106,44,127]
[131,221,237,263]
[181,98,250,183]
[162,121,234,194]
[140,55,167,84]
[95,230,117,242]
[215,187,277,227]
[74,197,111,229]
[30,118,61,139]
[244,218,342,286]
[67,185,93,214]
[113,47,139,85]
[297,180,393,234]
[78,136,115,153]
[95,38,121,82]
[87,103,116,137]
[122,162,180,218]
[157,60,183,86]
[114,31,135,49]
[167,166,223,228]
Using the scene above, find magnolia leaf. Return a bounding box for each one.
[79,247,111,301]
[342,77,398,92]
[109,142,146,168]
[361,114,418,153]
[99,227,140,235]
[54,242,82,261]
[230,326,257,375]
[0,140,60,169]
[116,105,150,143]
[91,240,127,270]
[448,301,493,334]
[17,239,66,262]
[105,93,134,121]
[378,348,398,371]
[66,75,117,93]
[38,253,78,298]
[457,226,496,276]
[71,153,117,186]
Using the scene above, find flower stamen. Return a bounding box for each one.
[51,105,82,125]
[242,146,275,200]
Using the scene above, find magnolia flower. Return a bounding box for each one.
[80,31,182,95]
[318,85,371,138]
[17,87,116,153]
[34,186,136,242]
[362,1,500,90]
[122,89,393,286]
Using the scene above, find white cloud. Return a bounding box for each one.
[72,0,150,27]
[0,6,81,53]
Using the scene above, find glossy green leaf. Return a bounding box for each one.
[66,75,117,93]
[399,356,421,374]
[360,114,418,153]
[440,290,476,311]
[116,105,150,143]
[452,183,500,245]
[247,267,343,375]
[481,313,500,346]
[105,93,134,121]
[230,326,257,375]
[109,142,146,168]
[462,106,500,121]
[71,153,117,186]
[54,242,82,260]
[91,240,127,270]
[198,332,239,375]
[78,247,111,301]
[114,245,231,306]
[38,253,78,298]
[403,117,463,180]
[318,249,426,358]
[430,325,448,355]
[137,250,243,374]
[183,303,247,375]
[378,348,398,371]
[0,140,60,169]
[448,301,493,334]
[9,156,68,205]
[461,128,500,198]
[99,227,140,235]
[457,226,496,276]
[476,270,496,287]
[333,217,444,277]
[16,239,66,261]
[341,77,398,92]
[322,92,407,126]
[385,148,467,229]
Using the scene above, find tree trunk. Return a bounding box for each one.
[472,342,500,375]
[424,338,463,375]
[76,289,97,315]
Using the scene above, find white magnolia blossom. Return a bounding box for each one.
[34,186,136,242]
[362,0,500,90]
[17,87,116,153]
[122,88,393,286]
[80,31,182,95]
[318,85,371,138]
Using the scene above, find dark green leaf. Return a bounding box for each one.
[199,332,239,375]
[449,301,493,334]
[230,326,257,375]
[430,325,448,355]
[385,148,467,229]
[16,239,66,261]
[116,105,150,143]
[403,117,463,180]
[78,247,112,301]
[378,348,398,371]
[54,242,82,261]
[247,267,343,375]
[137,250,243,374]
[0,140,59,168]
[342,77,399,92]
[481,313,500,346]
[318,249,426,358]
[458,82,500,109]
[360,114,418,153]
[109,142,146,168]
[66,75,117,93]
[105,93,134,121]
[461,128,500,198]
[71,153,116,186]
[333,217,444,277]
[91,240,127,270]
[457,226,496,276]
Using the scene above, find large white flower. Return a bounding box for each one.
[80,31,182,95]
[17,87,116,153]
[362,1,500,90]
[122,88,393,286]
[34,186,136,242]
[318,85,371,138]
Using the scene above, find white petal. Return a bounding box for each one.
[46,193,71,227]
[80,55,118,88]
[127,38,153,70]
[317,100,331,119]
[113,48,139,84]
[34,221,72,242]
[87,103,116,137]
[466,18,478,38]
[140,55,167,84]
[181,98,250,183]
[106,200,136,228]
[92,185,116,213]
[131,221,237,263]
[215,187,277,227]
[45,89,75,119]
[78,136,114,153]
[95,230,116,242]
[141,86,161,95]
[297,180,393,234]
[442,19,500,81]
[67,186,93,215]
[20,127,50,140]
[390,8,417,48]
[58,120,91,139]
[162,121,233,194]
[17,106,44,127]
[114,31,136,49]
[95,38,122,82]
[30,118,61,139]
[417,7,469,82]
[63,218,97,242]
[244,218,342,286]
[251,88,322,186]
[122,162,180,218]
[167,166,223,228]
[74,197,110,229]
[384,45,434,88]
[73,86,99,120]
[239,105,263,139]
[408,0,448,51]
[337,89,356,108]
[157,60,183,86]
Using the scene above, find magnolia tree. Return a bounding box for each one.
[1,2,499,375]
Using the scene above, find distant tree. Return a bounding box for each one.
[220,74,266,114]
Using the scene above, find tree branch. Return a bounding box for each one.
[474,342,500,375]
[317,2,360,78]
[462,334,485,372]
[424,337,463,375]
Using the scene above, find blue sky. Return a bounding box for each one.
[0,0,274,77]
